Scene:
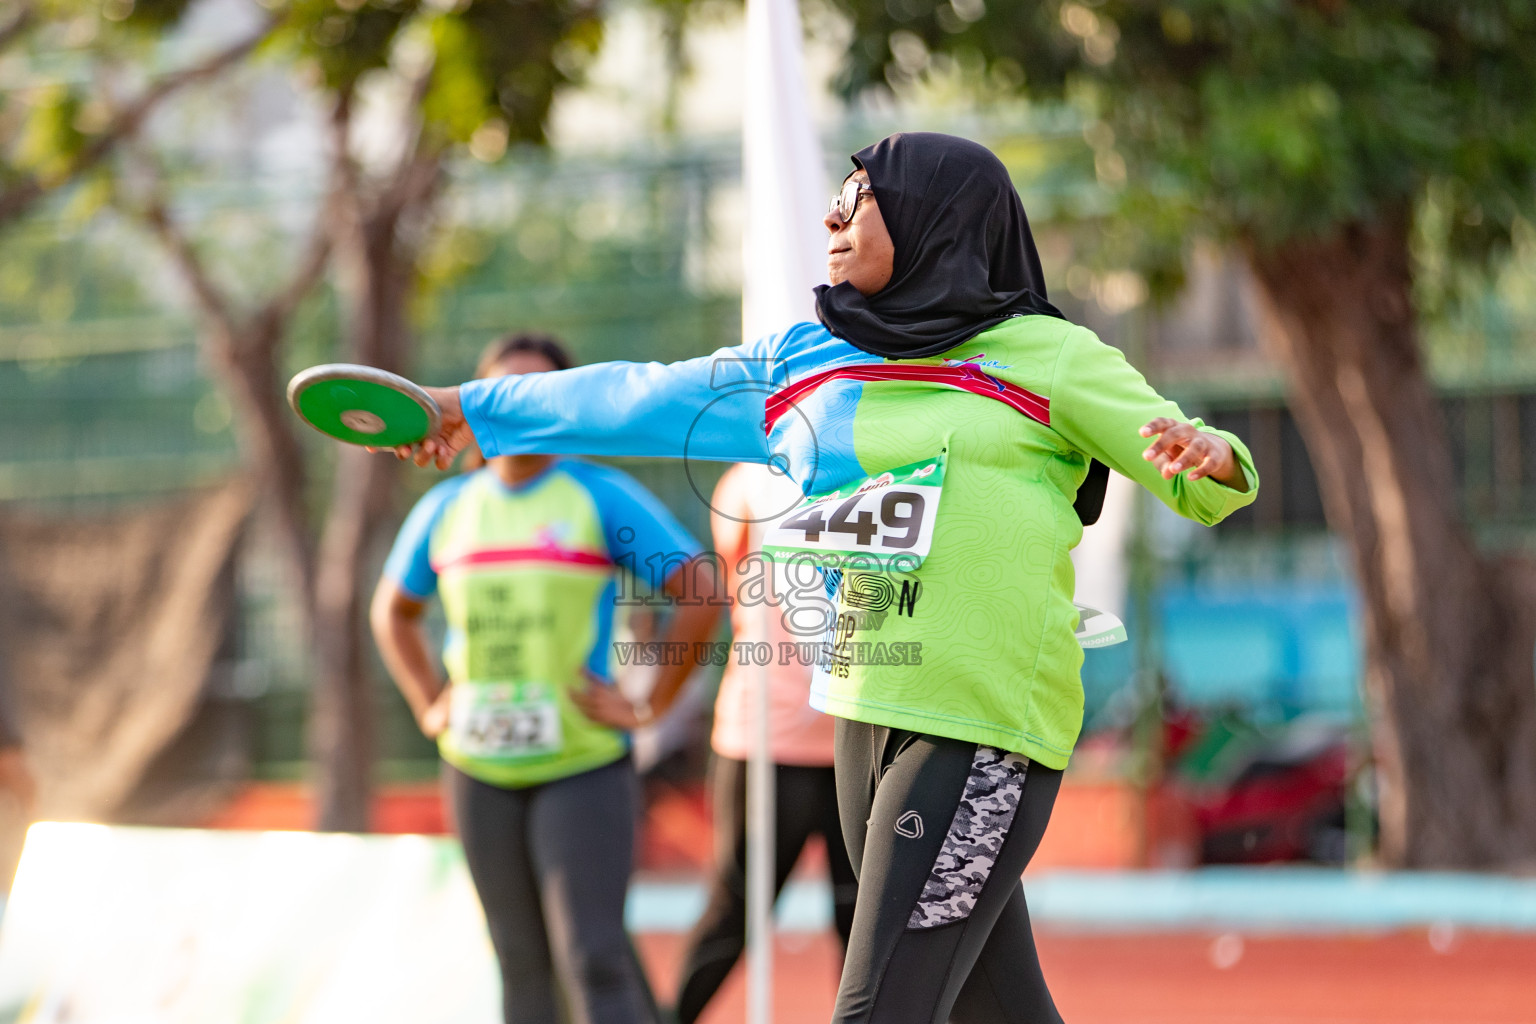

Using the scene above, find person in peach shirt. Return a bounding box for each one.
[671,462,856,1024]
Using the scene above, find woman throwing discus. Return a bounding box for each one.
[391,134,1259,1024]
[372,333,721,1024]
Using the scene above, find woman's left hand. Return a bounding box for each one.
[418,687,453,740]
[570,670,651,731]
[1139,417,1246,489]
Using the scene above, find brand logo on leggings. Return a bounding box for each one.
[894,810,924,839]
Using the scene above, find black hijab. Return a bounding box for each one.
[814,132,1064,360]
[814,132,1110,526]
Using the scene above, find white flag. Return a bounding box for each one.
[742,0,828,345]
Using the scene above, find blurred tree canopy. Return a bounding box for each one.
[826,0,1536,869]
[0,1,273,223]
[272,0,603,146]
[0,0,607,218]
[1,0,617,831]
[826,1,1536,286]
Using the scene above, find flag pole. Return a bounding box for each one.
[742,0,826,1019]
[746,601,775,1024]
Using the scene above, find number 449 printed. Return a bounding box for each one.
[763,453,946,572]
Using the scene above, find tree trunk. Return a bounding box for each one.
[309,444,393,831]
[214,325,365,830]
[1246,211,1536,868]
[216,331,316,597]
[135,182,327,607]
[307,150,437,830]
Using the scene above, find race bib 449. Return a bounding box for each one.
[763,452,945,572]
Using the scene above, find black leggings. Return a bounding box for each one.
[833,720,1065,1024]
[674,756,858,1024]
[446,757,653,1024]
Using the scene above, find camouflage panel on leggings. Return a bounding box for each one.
[906,747,1029,929]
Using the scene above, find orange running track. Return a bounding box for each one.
[636,929,1536,1024]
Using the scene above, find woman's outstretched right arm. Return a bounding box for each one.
[405,336,781,469]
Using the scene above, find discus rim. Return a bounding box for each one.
[286,363,441,447]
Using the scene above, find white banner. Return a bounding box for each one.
[0,823,499,1024]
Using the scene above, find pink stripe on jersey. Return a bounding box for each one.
[763,362,1050,434]
[433,546,613,573]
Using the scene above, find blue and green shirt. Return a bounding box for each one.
[457,317,1259,769]
[384,459,699,788]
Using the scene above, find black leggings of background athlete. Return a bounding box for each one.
[447,757,658,1024]
[833,721,1066,1024]
[674,757,858,1024]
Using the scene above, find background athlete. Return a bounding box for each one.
[370,334,721,1024]
[672,462,857,1024]
[387,133,1259,1024]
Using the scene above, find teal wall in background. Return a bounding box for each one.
[1156,583,1360,716]
[1080,582,1361,731]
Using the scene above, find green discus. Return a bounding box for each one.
[286,364,441,448]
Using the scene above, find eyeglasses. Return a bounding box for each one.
[829,178,874,224]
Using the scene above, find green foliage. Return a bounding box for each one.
[11,85,87,180]
[28,0,197,28]
[454,0,604,146]
[277,0,423,92]
[0,221,154,327]
[827,0,1536,261]
[2,1,609,205]
[271,0,605,147]
[113,0,200,29]
[1,0,212,207]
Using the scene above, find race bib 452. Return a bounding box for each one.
[763,453,945,572]
[449,681,563,760]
